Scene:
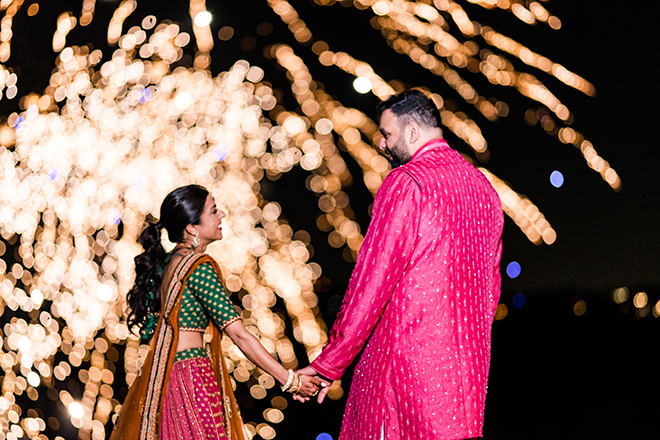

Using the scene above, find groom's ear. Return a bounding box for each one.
[406,121,421,144]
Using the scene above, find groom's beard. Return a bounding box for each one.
[385,136,412,168]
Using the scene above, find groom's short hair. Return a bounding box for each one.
[375,90,442,130]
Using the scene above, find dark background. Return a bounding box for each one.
[2,1,658,438]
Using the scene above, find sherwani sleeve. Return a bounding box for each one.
[311,169,421,380]
[491,239,503,317]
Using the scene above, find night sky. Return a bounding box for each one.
[1,1,658,438]
[4,0,657,296]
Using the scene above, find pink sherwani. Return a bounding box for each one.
[312,139,503,440]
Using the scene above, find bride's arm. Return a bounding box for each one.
[224,320,320,397]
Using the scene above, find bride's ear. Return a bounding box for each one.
[184,224,197,237]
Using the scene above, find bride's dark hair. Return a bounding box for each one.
[126,184,209,330]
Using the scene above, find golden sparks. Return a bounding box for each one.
[0,1,626,438]
[0,20,332,439]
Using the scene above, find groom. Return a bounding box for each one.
[299,90,503,439]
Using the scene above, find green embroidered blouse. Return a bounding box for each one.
[179,262,240,332]
[175,261,241,362]
[139,254,241,362]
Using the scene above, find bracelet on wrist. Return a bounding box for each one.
[281,369,295,392]
[291,374,302,394]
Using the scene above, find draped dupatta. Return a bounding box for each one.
[110,252,246,440]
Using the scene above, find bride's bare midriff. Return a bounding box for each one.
[176,330,204,352]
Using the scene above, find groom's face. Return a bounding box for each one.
[378,110,412,168]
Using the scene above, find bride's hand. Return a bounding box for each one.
[298,374,321,396]
[293,374,322,400]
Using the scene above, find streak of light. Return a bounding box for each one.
[479,168,557,245]
[107,0,136,45]
[481,27,595,96]
[267,1,560,248]
[0,0,25,63]
[273,38,553,251]
[466,0,562,29]
[280,0,620,192]
[0,20,332,438]
[53,12,77,53]
[370,18,500,122]
[80,0,96,27]
[271,43,368,272]
[266,0,313,43]
[189,0,213,68]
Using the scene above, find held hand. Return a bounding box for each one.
[315,382,331,404]
[295,366,332,404]
[296,374,322,398]
[290,374,320,403]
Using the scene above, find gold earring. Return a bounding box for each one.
[192,234,200,249]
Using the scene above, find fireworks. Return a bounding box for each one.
[0,1,622,439]
[0,18,334,440]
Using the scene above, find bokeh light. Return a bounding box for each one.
[633,292,648,309]
[0,16,336,438]
[194,11,212,27]
[506,261,521,279]
[573,300,587,316]
[0,1,630,438]
[550,170,564,188]
[612,286,629,304]
[68,402,84,419]
[512,293,526,309]
[494,303,508,321]
[353,77,373,94]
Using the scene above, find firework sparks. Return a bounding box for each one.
[0,1,623,439]
[299,0,620,191]
[0,19,336,439]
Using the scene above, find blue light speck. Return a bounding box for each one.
[48,167,60,182]
[138,88,152,104]
[550,170,564,188]
[213,145,228,161]
[14,116,25,129]
[513,293,526,309]
[109,208,122,226]
[506,261,521,279]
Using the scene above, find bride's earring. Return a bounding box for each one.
[192,233,200,249]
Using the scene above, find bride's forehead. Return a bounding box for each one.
[203,195,215,208]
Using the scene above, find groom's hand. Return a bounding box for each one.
[296,366,331,404]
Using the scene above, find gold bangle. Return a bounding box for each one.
[281,369,295,392]
[291,374,302,394]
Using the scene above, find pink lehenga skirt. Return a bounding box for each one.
[159,353,228,440]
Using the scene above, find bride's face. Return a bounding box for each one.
[193,194,226,245]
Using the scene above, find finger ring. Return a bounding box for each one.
[312,390,319,397]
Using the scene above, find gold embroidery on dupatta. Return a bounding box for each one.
[139,252,202,440]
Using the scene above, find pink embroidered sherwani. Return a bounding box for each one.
[311,139,503,440]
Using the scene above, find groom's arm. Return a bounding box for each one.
[310,169,421,380]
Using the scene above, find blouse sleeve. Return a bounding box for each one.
[186,262,241,331]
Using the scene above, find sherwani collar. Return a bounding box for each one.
[410,138,450,162]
